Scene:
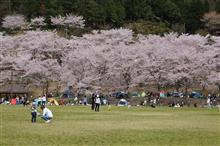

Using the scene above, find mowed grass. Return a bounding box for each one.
[0,105,219,146]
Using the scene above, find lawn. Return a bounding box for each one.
[0,105,219,146]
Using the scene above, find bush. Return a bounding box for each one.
[124,20,171,35]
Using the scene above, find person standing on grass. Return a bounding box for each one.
[31,104,37,123]
[83,96,88,106]
[42,95,46,105]
[95,95,101,112]
[207,96,211,107]
[23,96,28,106]
[41,105,53,123]
[91,93,96,110]
[37,96,42,106]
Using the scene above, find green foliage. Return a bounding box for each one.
[152,0,181,25]
[57,27,91,38]
[173,0,209,33]
[125,20,171,35]
[23,0,41,17]
[216,1,220,12]
[1,0,219,34]
[21,0,61,18]
[56,0,78,14]
[97,0,125,27]
[123,0,153,21]
[76,0,106,28]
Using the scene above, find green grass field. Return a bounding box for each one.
[0,105,219,146]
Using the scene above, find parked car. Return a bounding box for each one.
[190,92,203,98]
[131,92,139,97]
[171,92,184,98]
[112,91,128,98]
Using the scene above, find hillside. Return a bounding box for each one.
[1,0,220,35]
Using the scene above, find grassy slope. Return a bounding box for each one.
[0,106,219,146]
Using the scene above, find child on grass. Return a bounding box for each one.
[31,104,37,123]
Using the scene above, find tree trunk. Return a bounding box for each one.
[56,84,60,97]
[185,85,188,94]
[202,85,206,94]
[175,83,180,92]
[157,83,161,91]
[42,85,45,95]
[45,80,49,97]
[218,84,220,92]
[39,2,45,16]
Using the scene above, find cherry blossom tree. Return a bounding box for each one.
[30,17,46,28]
[2,15,26,29]
[0,28,220,93]
[50,15,65,26]
[0,30,64,94]
[208,71,220,91]
[51,14,85,28]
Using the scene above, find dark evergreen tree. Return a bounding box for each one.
[123,0,153,20]
[76,0,106,28]
[178,0,209,33]
[216,1,220,12]
[0,0,216,34]
[96,0,125,27]
[152,0,181,25]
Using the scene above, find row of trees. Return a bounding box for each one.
[1,28,219,93]
[1,0,220,34]
[1,14,85,29]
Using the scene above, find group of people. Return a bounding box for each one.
[33,95,47,106]
[30,92,101,124]
[91,93,101,112]
[0,96,29,106]
[206,94,218,107]
[31,95,53,123]
[31,104,53,123]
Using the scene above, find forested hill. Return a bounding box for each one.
[0,0,220,35]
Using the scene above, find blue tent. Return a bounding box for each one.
[62,90,74,98]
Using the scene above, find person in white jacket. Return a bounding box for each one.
[41,105,53,123]
[95,95,101,112]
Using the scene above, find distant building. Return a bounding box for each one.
[0,84,29,99]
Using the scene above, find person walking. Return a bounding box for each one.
[95,95,101,112]
[23,96,28,107]
[40,105,53,123]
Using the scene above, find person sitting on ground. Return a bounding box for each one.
[194,103,197,108]
[40,105,53,123]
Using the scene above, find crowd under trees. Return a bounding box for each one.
[0,0,220,35]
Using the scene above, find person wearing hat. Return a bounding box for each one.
[41,105,53,123]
